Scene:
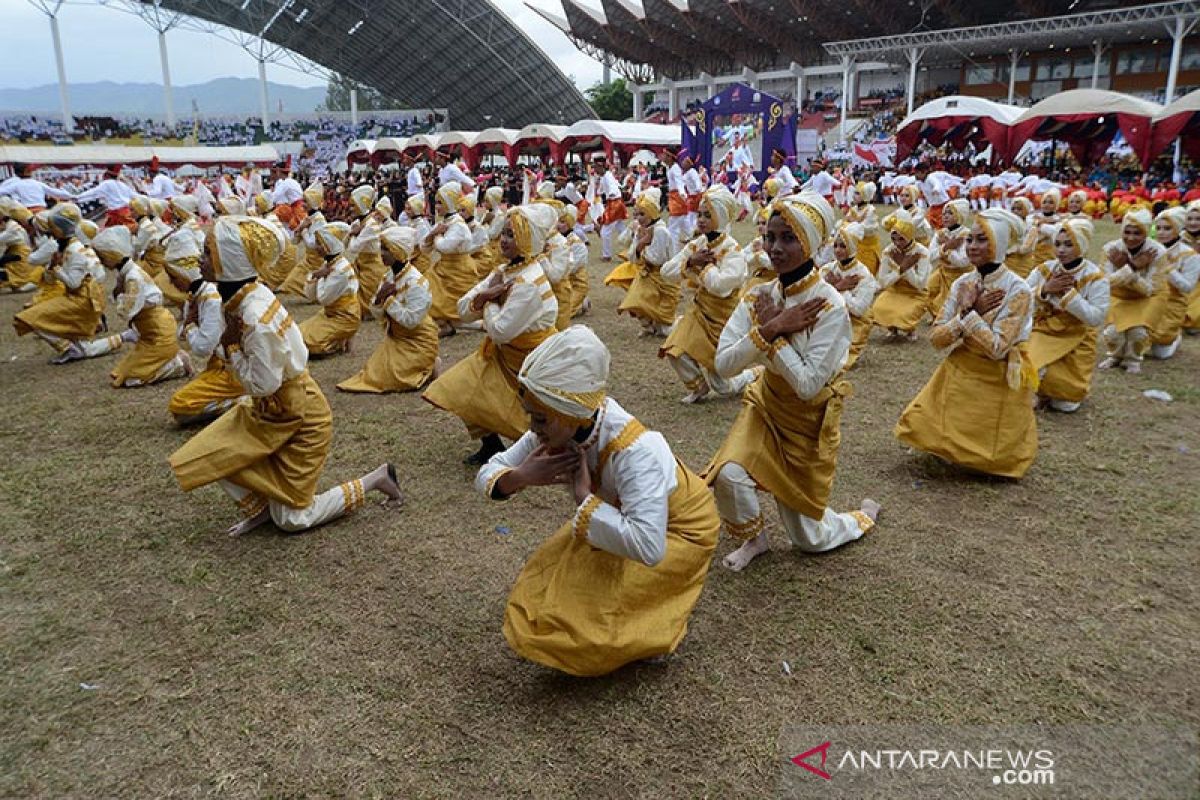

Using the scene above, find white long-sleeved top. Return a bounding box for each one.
[133,216,171,259]
[457,256,557,345]
[28,235,55,266]
[843,203,880,236]
[48,240,97,291]
[144,174,178,200]
[467,220,489,252]
[931,266,1034,360]
[375,264,432,328]
[1026,259,1109,328]
[666,163,685,195]
[820,258,879,318]
[438,163,475,193]
[407,166,424,197]
[556,183,584,205]
[620,219,675,268]
[234,173,261,203]
[181,281,224,362]
[476,396,675,567]
[876,242,932,291]
[775,165,798,194]
[346,217,382,261]
[681,168,703,198]
[1157,239,1200,295]
[227,283,308,397]
[74,179,134,210]
[271,177,303,206]
[802,170,838,197]
[929,227,971,271]
[715,269,851,400]
[115,259,165,322]
[544,231,573,285]
[305,256,359,307]
[662,232,747,297]
[429,216,473,258]
[0,219,31,252]
[0,176,74,206]
[1102,239,1165,297]
[600,170,621,200]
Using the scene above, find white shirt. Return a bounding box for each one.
[73,179,134,210]
[476,397,676,567]
[774,165,798,193]
[145,173,178,200]
[681,168,703,198]
[0,176,74,206]
[931,266,1033,360]
[305,255,359,306]
[115,259,165,322]
[181,281,224,363]
[803,170,838,198]
[600,170,621,200]
[820,258,879,319]
[666,163,685,194]
[457,256,557,344]
[1026,259,1109,328]
[375,263,432,329]
[877,241,932,292]
[438,162,476,193]
[407,166,424,197]
[663,232,747,298]
[227,283,308,397]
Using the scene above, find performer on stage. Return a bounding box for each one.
[478,325,719,676]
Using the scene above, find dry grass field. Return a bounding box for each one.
[1,216,1197,798]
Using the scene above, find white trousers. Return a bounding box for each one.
[1102,324,1149,363]
[220,477,365,533]
[669,353,755,396]
[1149,334,1181,360]
[712,462,870,553]
[667,214,690,248]
[600,220,626,259]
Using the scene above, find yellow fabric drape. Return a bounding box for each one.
[168,355,244,418]
[13,275,104,341]
[659,286,740,369]
[355,250,387,317]
[504,452,719,677]
[337,315,439,393]
[428,252,476,324]
[110,305,180,387]
[1028,312,1098,403]
[299,294,360,355]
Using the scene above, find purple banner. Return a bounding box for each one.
[680,83,797,182]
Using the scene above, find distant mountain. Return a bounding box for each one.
[0,77,327,117]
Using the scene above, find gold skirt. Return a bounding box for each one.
[422,328,553,440]
[1028,317,1097,403]
[278,246,320,299]
[620,268,679,326]
[152,269,189,308]
[872,280,927,332]
[926,266,970,319]
[169,371,332,508]
[260,240,297,290]
[1185,283,1200,330]
[1005,252,1034,280]
[299,295,360,355]
[895,346,1038,478]
[569,267,589,316]
[858,233,881,276]
[604,260,637,291]
[355,251,387,317]
[659,287,739,370]
[168,355,244,417]
[13,277,104,341]
[1107,286,1164,333]
[706,370,848,520]
[503,461,719,677]
[337,316,440,393]
[1151,286,1190,345]
[2,248,38,288]
[110,305,180,387]
[846,312,872,369]
[429,252,477,324]
[552,278,574,331]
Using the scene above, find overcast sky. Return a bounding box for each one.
[0,0,604,91]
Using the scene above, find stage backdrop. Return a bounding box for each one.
[681,83,796,181]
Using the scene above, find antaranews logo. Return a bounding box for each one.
[790,741,832,780]
[790,740,1054,785]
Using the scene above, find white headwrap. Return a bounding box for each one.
[165,231,202,282]
[211,216,287,282]
[536,180,556,200]
[1155,206,1187,239]
[315,221,351,257]
[518,325,610,422]
[381,225,418,261]
[836,221,865,257]
[1123,207,1152,235]
[351,185,377,217]
[90,225,133,260]
[484,186,504,209]
[218,196,246,216]
[1056,217,1094,257]
[700,185,739,230]
[975,208,1025,261]
[507,203,558,257]
[944,198,971,229]
[773,190,837,259]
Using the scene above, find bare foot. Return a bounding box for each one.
[722,531,770,572]
[430,357,443,381]
[860,498,882,522]
[1097,356,1120,370]
[227,507,270,537]
[365,463,404,504]
[680,384,710,405]
[1123,361,1142,374]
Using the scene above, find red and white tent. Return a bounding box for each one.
[894,95,1022,162]
[1004,89,1161,167]
[1149,88,1200,161]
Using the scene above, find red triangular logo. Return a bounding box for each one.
[791,741,832,780]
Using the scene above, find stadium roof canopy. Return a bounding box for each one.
[139,0,596,129]
[528,0,1176,81]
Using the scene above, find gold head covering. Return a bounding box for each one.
[883,208,916,244]
[218,196,246,216]
[375,194,394,218]
[1056,217,1094,257]
[518,325,610,423]
[1010,197,1033,218]
[762,177,781,199]
[253,191,272,216]
[303,180,325,211]
[78,219,98,243]
[484,186,504,209]
[634,187,662,220]
[1123,207,1152,235]
[701,184,738,230]
[560,203,577,225]
[507,203,558,258]
[209,216,286,281]
[437,183,464,215]
[90,225,133,260]
[836,221,865,257]
[46,209,78,239]
[130,194,152,218]
[1068,190,1088,208]
[405,194,426,216]
[536,180,556,200]
[853,181,877,203]
[1040,188,1062,210]
[165,231,202,282]
[381,225,418,261]
[351,185,377,217]
[772,191,836,259]
[147,198,168,219]
[975,208,1024,261]
[899,184,921,206]
[315,221,351,257]
[169,194,199,221]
